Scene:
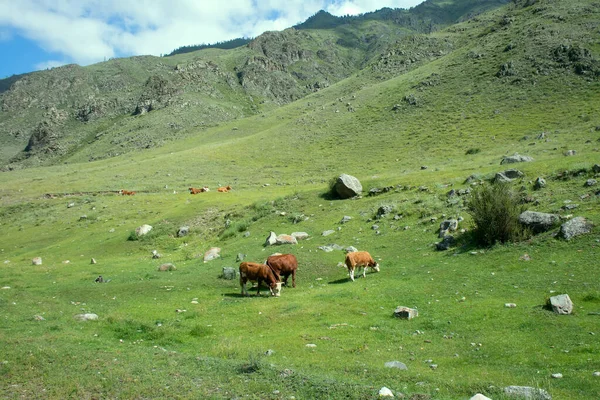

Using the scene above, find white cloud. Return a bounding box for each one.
[0,0,424,72]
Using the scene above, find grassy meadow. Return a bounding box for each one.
[1,0,600,398]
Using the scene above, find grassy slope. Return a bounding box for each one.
[1,0,600,399]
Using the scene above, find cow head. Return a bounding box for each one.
[270,282,282,297]
[372,262,380,273]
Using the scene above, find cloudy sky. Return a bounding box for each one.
[0,0,425,78]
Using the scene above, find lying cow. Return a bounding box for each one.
[344,251,380,281]
[119,189,135,196]
[239,261,282,296]
[189,186,209,194]
[266,253,298,288]
[217,185,232,192]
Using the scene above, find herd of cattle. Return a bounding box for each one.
[240,251,380,297]
[118,185,232,196]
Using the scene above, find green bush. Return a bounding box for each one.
[467,183,529,246]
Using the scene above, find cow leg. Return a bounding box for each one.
[363,266,367,278]
[240,278,248,296]
[256,278,262,296]
[291,270,296,288]
[349,268,355,281]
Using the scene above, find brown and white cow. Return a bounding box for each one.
[189,186,209,194]
[344,251,380,281]
[239,261,282,296]
[266,253,298,288]
[217,185,232,192]
[119,189,135,196]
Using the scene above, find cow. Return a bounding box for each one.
[266,253,298,288]
[217,185,232,192]
[189,187,209,194]
[239,262,282,296]
[344,251,380,281]
[119,189,135,196]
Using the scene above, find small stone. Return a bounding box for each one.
[34,315,45,321]
[265,349,275,356]
[74,313,99,321]
[505,303,517,308]
[394,306,418,319]
[322,230,335,236]
[32,257,42,265]
[305,344,317,348]
[384,361,408,370]
[551,373,563,379]
[90,258,97,264]
[470,394,492,400]
[593,371,600,377]
[158,263,176,271]
[379,387,394,397]
[429,364,438,370]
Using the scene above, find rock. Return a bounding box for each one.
[90,258,97,264]
[345,246,358,253]
[503,386,551,400]
[34,315,45,321]
[371,224,379,230]
[67,202,75,208]
[439,219,458,238]
[519,211,559,233]
[335,174,362,199]
[276,234,297,245]
[505,303,517,308]
[203,247,221,262]
[495,169,525,183]
[177,226,189,237]
[470,395,492,400]
[32,257,42,265]
[221,267,236,280]
[305,344,317,348]
[243,231,251,237]
[265,231,277,246]
[265,349,275,356]
[564,150,576,156]
[79,215,88,221]
[236,253,245,262]
[135,224,153,236]
[74,313,99,321]
[593,371,600,377]
[340,216,352,224]
[158,263,176,271]
[558,216,593,240]
[322,230,335,236]
[593,164,600,173]
[534,177,546,190]
[379,387,395,397]
[394,306,418,320]
[549,294,573,315]
[151,250,161,259]
[501,153,534,164]
[585,179,597,187]
[385,361,408,370]
[436,235,455,251]
[291,232,309,241]
[551,373,563,379]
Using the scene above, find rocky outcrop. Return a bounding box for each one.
[518,211,559,233]
[558,216,593,240]
[501,153,534,164]
[335,174,362,199]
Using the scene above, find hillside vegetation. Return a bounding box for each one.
[0,0,599,399]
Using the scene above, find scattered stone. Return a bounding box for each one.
[377,205,394,219]
[305,344,317,348]
[379,387,394,397]
[158,263,176,271]
[534,177,546,190]
[34,315,45,321]
[67,202,75,208]
[470,394,492,400]
[221,267,236,280]
[501,153,534,164]
[32,257,42,265]
[203,247,221,262]
[558,216,593,240]
[177,226,189,237]
[429,364,438,370]
[79,215,88,221]
[593,371,600,377]
[335,174,362,199]
[275,234,297,245]
[585,179,597,187]
[372,224,380,230]
[243,231,251,237]
[90,258,97,264]
[265,349,275,356]
[436,235,455,251]
[519,211,559,233]
[291,232,309,241]
[551,373,563,379]
[345,246,358,253]
[421,165,428,170]
[236,253,245,262]
[505,303,517,308]
[564,150,576,156]
[439,219,458,238]
[94,275,104,283]
[135,224,153,236]
[322,230,335,236]
[593,164,600,173]
[520,254,531,261]
[394,306,418,320]
[340,216,352,224]
[504,386,551,400]
[265,231,277,246]
[385,361,408,370]
[74,313,99,321]
[151,250,161,259]
[549,294,573,315]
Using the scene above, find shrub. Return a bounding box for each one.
[467,183,529,246]
[465,148,480,155]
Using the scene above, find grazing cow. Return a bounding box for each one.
[119,189,135,196]
[217,185,232,192]
[344,251,380,281]
[189,187,209,194]
[239,262,282,296]
[266,253,298,288]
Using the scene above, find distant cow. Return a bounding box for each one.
[189,186,209,194]
[239,262,282,296]
[266,253,298,288]
[119,189,135,196]
[344,251,380,281]
[217,185,232,192]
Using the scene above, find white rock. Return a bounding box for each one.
[551,373,563,379]
[505,303,517,308]
[379,387,394,397]
[470,394,492,400]
[305,344,317,348]
[593,371,600,376]
[74,313,99,321]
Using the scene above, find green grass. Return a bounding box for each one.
[1,0,600,398]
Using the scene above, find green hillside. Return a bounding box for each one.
[0,0,599,398]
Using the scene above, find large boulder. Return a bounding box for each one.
[158,263,176,271]
[558,217,593,240]
[136,224,153,236]
[439,219,459,238]
[501,153,534,164]
[503,386,551,399]
[276,234,298,245]
[221,267,237,280]
[264,231,277,246]
[518,211,559,233]
[549,294,573,315]
[335,174,362,199]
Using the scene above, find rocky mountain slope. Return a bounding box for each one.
[0,0,511,170]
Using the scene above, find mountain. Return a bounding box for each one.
[0,0,514,170]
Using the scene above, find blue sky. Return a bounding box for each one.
[0,0,424,79]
